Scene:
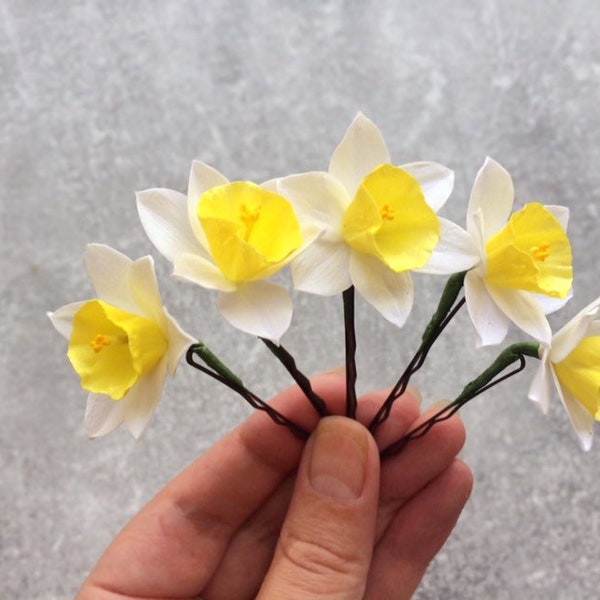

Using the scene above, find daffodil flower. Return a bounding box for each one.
[528,297,600,450]
[276,113,479,327]
[48,244,194,439]
[464,157,573,347]
[137,163,317,342]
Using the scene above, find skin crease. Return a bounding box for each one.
[77,372,472,600]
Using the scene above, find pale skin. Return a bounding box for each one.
[77,372,472,599]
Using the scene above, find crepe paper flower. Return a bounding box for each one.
[528,297,600,451]
[276,113,479,327]
[48,244,194,439]
[137,162,318,342]
[463,157,573,347]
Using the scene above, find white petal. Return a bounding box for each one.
[349,252,414,328]
[85,244,137,312]
[173,253,236,291]
[328,113,391,197]
[417,218,480,275]
[84,354,171,440]
[400,162,454,212]
[469,208,488,259]
[277,171,348,239]
[123,359,168,439]
[530,290,572,315]
[527,351,552,414]
[217,281,292,342]
[188,160,229,203]
[136,188,208,262]
[47,301,85,339]
[464,270,509,347]
[291,239,351,295]
[544,204,570,231]
[84,393,127,438]
[550,297,600,363]
[260,178,279,193]
[187,161,229,248]
[487,286,551,345]
[127,255,165,324]
[467,157,514,240]
[163,306,196,376]
[587,321,600,336]
[551,369,595,451]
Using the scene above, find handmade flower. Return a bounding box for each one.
[528,297,600,450]
[463,157,573,347]
[48,244,194,439]
[137,162,317,342]
[276,113,479,327]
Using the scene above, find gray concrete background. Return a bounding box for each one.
[2,1,600,598]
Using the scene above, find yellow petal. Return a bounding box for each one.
[68,300,167,400]
[342,164,440,272]
[485,202,572,297]
[198,182,302,282]
[554,336,600,419]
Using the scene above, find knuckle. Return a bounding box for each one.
[279,526,365,580]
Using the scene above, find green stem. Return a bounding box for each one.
[380,342,540,458]
[188,342,244,388]
[368,271,467,433]
[420,271,467,350]
[343,286,358,419]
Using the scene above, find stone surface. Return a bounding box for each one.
[2,1,599,597]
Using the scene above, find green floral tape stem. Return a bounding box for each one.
[187,342,244,389]
[381,341,541,457]
[369,271,468,432]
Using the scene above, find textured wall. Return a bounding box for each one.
[2,1,599,598]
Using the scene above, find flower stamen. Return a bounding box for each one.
[240,203,260,241]
[380,204,395,221]
[90,334,112,353]
[531,242,550,262]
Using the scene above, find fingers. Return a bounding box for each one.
[79,372,347,599]
[356,385,421,450]
[257,417,380,600]
[202,385,422,599]
[365,459,473,599]
[202,476,296,599]
[363,404,471,599]
[79,375,468,600]
[376,405,467,540]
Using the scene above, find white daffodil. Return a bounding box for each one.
[528,297,600,450]
[137,162,317,342]
[276,113,479,328]
[48,244,194,439]
[463,157,573,347]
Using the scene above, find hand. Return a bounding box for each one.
[77,372,472,599]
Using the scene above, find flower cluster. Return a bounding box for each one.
[49,114,598,451]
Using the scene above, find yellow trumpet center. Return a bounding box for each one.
[342,164,440,273]
[554,336,600,420]
[198,182,302,282]
[484,202,572,298]
[68,300,167,400]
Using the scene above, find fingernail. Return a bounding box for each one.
[308,418,368,501]
[406,385,423,407]
[322,364,346,375]
[428,399,451,412]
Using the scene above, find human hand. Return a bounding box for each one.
[77,372,472,599]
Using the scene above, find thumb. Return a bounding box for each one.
[257,416,380,600]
